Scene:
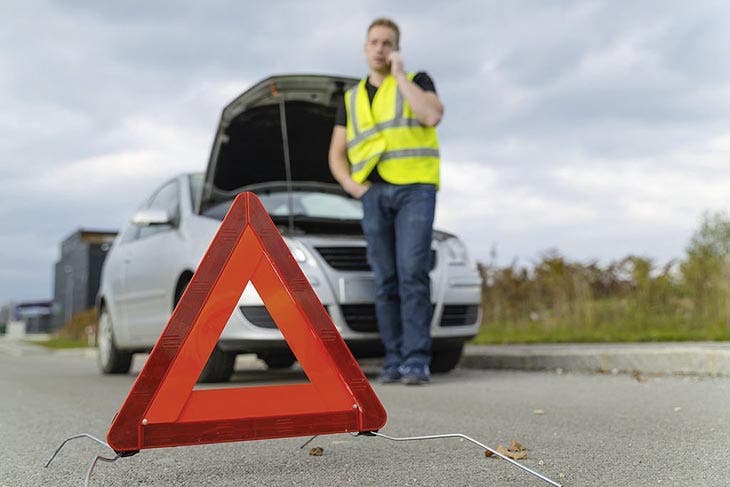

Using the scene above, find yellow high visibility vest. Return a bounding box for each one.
[345,74,440,186]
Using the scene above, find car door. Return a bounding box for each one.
[102,221,140,344]
[122,179,182,345]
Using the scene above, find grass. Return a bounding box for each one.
[474,319,730,344]
[32,338,91,349]
[474,295,730,344]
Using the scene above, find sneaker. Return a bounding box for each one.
[399,364,430,385]
[378,366,401,384]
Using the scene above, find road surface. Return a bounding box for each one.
[1,347,728,486]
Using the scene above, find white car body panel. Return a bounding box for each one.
[100,174,482,352]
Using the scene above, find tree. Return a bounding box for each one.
[681,211,730,323]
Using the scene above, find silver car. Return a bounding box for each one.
[97,75,482,382]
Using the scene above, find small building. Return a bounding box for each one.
[0,300,53,334]
[52,229,117,329]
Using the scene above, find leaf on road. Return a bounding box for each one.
[309,447,324,456]
[632,370,647,383]
[484,449,494,457]
[508,439,524,452]
[497,445,527,460]
[490,439,527,460]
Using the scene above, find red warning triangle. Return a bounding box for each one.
[107,192,387,453]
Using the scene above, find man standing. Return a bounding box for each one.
[329,17,444,385]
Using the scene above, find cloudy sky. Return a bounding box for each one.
[2,0,729,304]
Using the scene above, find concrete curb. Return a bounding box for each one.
[463,342,730,376]
[3,336,730,377]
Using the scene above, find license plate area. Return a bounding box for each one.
[338,277,375,303]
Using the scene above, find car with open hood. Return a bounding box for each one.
[97,74,483,382]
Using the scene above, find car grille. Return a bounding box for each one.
[242,304,374,331]
[239,306,277,328]
[340,304,479,332]
[241,304,478,330]
[315,246,370,271]
[315,246,437,271]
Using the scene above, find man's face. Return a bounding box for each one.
[364,25,398,73]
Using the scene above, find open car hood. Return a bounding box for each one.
[200,74,359,213]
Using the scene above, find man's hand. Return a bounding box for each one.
[344,180,371,199]
[388,51,406,79]
[385,52,444,126]
[329,125,372,199]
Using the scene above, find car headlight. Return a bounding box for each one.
[284,238,308,263]
[283,238,320,286]
[445,237,470,265]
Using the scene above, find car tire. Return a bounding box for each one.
[198,345,236,383]
[430,343,464,373]
[260,351,297,370]
[97,307,133,374]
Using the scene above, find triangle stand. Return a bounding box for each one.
[107,191,386,452]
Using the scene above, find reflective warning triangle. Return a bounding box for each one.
[107,192,387,453]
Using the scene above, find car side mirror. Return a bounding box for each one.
[131,209,173,226]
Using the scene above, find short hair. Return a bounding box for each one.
[367,17,400,49]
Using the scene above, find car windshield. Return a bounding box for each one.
[204,190,364,221]
[259,191,363,219]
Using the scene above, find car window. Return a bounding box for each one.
[259,191,363,220]
[296,192,362,219]
[138,179,180,239]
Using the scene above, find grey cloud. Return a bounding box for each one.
[1,0,729,302]
[435,11,730,166]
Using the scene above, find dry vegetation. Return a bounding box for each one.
[56,308,97,340]
[475,211,730,343]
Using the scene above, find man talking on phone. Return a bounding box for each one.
[329,17,444,385]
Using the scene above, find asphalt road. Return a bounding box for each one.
[1,348,729,487]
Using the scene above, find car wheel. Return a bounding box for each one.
[430,343,464,373]
[260,351,296,370]
[97,307,133,374]
[198,345,236,383]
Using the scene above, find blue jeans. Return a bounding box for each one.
[360,183,436,370]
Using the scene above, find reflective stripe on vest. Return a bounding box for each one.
[345,74,440,186]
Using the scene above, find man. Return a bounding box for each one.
[328,17,444,385]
